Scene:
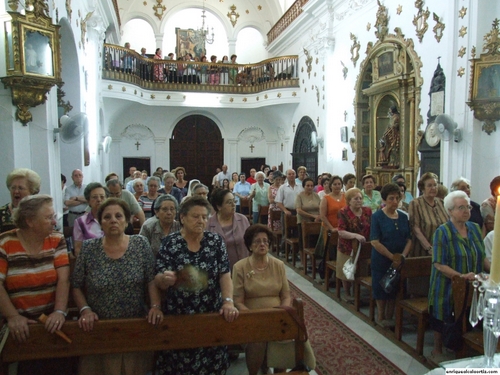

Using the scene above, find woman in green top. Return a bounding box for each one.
[361,174,381,213]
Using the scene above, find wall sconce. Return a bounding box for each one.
[292,123,296,132]
[153,0,166,21]
[227,5,239,27]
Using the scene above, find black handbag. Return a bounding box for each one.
[379,257,405,294]
[442,282,470,351]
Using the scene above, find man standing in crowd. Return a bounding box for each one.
[212,167,221,189]
[217,164,231,187]
[64,169,87,226]
[124,166,137,186]
[275,169,303,251]
[247,168,257,184]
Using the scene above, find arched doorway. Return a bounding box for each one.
[170,115,223,187]
[292,116,317,180]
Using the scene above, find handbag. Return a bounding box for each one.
[442,282,470,351]
[379,256,405,294]
[342,242,362,280]
[266,305,316,370]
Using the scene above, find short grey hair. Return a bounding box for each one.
[148,176,161,186]
[163,172,176,182]
[443,190,470,213]
[450,177,471,192]
[154,194,179,210]
[6,168,41,194]
[255,171,266,179]
[133,178,144,188]
[13,194,53,229]
[106,179,121,188]
[193,183,209,194]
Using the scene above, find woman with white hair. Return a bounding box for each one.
[428,190,490,362]
[450,176,483,229]
[248,171,270,224]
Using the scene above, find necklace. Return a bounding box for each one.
[251,256,269,271]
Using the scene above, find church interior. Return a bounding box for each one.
[1,0,500,373]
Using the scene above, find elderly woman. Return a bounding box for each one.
[207,189,250,269]
[139,194,180,255]
[133,178,145,201]
[249,171,270,224]
[158,172,182,204]
[371,183,412,327]
[296,178,321,224]
[337,188,372,302]
[139,176,162,219]
[408,172,448,257]
[72,198,163,375]
[361,174,382,213]
[0,168,41,233]
[0,195,70,374]
[154,196,239,375]
[428,190,490,360]
[450,177,483,228]
[173,167,188,197]
[233,224,290,375]
[481,175,500,234]
[73,182,106,256]
[268,170,284,232]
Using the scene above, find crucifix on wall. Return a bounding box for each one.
[249,144,255,153]
[135,141,141,150]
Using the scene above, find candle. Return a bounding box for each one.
[489,193,500,285]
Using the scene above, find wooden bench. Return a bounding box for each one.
[284,215,300,267]
[269,209,282,253]
[394,256,432,355]
[324,231,339,293]
[301,221,321,280]
[0,299,310,375]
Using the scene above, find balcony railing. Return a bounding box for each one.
[267,0,309,44]
[102,44,299,94]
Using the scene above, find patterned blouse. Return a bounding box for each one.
[337,206,372,255]
[362,190,382,213]
[72,235,155,319]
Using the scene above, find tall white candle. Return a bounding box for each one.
[489,194,500,285]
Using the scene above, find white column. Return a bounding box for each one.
[227,138,239,172]
[154,137,167,170]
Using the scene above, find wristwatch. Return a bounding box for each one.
[223,297,234,303]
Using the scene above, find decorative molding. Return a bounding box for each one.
[238,127,265,145]
[334,0,371,21]
[432,12,445,43]
[396,5,402,15]
[350,33,361,67]
[304,48,313,79]
[374,0,389,42]
[458,46,466,58]
[65,0,72,22]
[340,61,348,80]
[413,0,430,43]
[152,0,166,21]
[121,124,155,140]
[227,5,239,27]
[458,6,467,19]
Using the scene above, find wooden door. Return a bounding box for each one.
[170,115,223,188]
[241,158,266,178]
[291,117,318,180]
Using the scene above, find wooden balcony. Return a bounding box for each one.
[102,44,299,94]
[267,0,309,44]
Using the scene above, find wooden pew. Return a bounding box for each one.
[0,299,310,375]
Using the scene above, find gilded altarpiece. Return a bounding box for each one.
[353,29,423,196]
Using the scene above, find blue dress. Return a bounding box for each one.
[155,231,230,375]
[370,210,411,300]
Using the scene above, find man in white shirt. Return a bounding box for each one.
[275,169,303,251]
[216,165,231,187]
[64,169,88,226]
[124,166,137,186]
[212,168,221,189]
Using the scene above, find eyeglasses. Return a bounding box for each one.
[224,200,236,205]
[252,239,270,245]
[10,185,28,192]
[455,205,472,212]
[159,207,176,213]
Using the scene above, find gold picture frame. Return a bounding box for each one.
[467,19,500,135]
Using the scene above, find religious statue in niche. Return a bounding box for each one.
[377,106,400,168]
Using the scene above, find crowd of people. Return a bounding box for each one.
[112,43,288,86]
[0,163,498,373]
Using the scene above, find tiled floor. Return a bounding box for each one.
[228,262,432,375]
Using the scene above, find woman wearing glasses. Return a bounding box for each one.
[428,190,490,361]
[139,194,180,255]
[207,189,250,269]
[232,224,290,375]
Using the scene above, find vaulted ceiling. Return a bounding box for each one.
[116,0,284,36]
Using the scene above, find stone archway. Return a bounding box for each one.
[292,116,318,180]
[170,115,223,187]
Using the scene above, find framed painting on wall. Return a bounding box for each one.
[341,126,348,142]
[175,28,206,59]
